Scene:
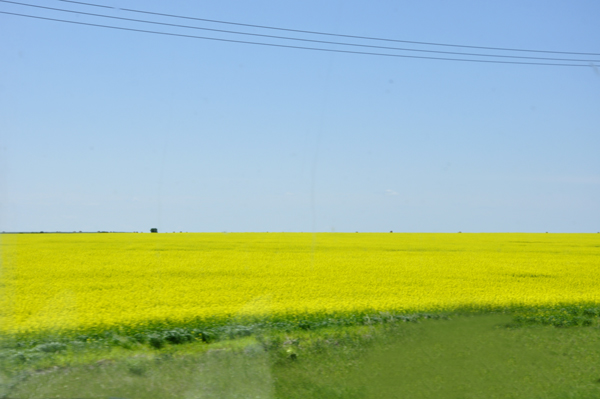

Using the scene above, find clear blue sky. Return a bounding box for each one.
[1,0,599,233]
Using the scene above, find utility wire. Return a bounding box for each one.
[57,0,600,57]
[0,10,595,67]
[2,0,598,63]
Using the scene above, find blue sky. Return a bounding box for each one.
[1,0,599,233]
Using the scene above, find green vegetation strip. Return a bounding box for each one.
[1,307,600,399]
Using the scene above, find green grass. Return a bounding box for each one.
[1,312,600,399]
[351,317,600,399]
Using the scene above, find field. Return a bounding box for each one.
[1,233,599,334]
[1,233,600,398]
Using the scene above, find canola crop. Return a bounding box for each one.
[1,233,599,334]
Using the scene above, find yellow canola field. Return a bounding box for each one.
[1,233,599,333]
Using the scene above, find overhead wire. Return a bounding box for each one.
[0,8,596,66]
[1,0,599,63]
[56,0,600,57]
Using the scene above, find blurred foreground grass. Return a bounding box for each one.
[2,314,599,399]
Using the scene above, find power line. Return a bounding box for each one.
[0,10,595,67]
[57,0,600,57]
[2,0,598,63]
